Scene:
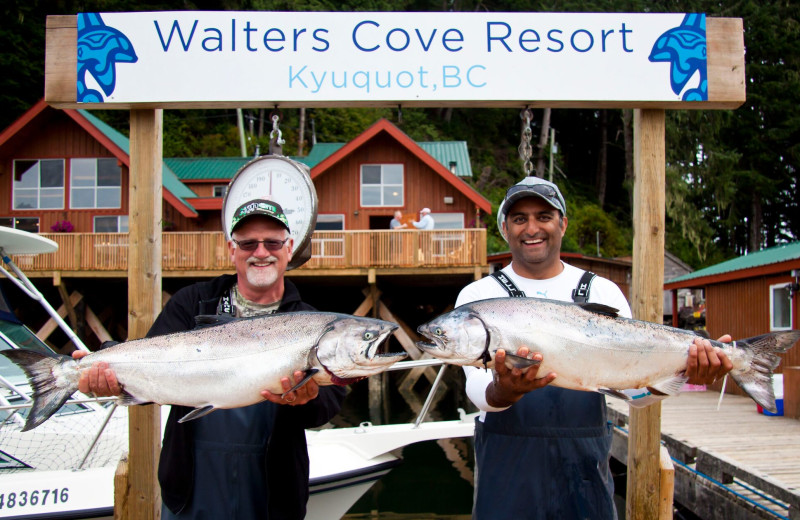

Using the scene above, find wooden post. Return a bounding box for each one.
[627,109,666,520]
[125,109,163,520]
[658,446,675,520]
[784,366,800,420]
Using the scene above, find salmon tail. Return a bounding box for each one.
[730,331,800,414]
[0,349,78,432]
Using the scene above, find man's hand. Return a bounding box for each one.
[685,335,734,385]
[72,350,122,397]
[485,347,556,408]
[262,371,320,406]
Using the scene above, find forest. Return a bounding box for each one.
[2,0,798,266]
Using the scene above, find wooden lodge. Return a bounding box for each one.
[0,102,491,352]
[665,243,800,406]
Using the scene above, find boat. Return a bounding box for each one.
[0,226,475,519]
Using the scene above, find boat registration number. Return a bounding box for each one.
[0,488,69,510]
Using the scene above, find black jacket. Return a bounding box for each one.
[153,274,346,519]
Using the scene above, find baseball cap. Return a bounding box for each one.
[231,199,291,233]
[497,176,566,240]
[421,208,431,214]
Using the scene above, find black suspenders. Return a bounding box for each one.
[571,271,596,303]
[489,271,525,298]
[491,269,596,303]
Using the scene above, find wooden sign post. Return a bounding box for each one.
[44,12,745,519]
[629,108,666,519]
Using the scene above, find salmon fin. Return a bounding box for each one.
[503,352,541,370]
[193,314,237,329]
[648,375,689,396]
[282,368,319,397]
[178,405,217,423]
[730,330,800,413]
[577,303,620,318]
[117,390,150,406]
[598,388,631,401]
[0,349,78,432]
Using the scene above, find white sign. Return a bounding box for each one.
[76,11,708,104]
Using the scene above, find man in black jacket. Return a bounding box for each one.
[76,199,345,519]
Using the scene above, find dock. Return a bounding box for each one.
[607,391,800,520]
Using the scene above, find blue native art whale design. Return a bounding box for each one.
[649,13,708,101]
[77,13,137,103]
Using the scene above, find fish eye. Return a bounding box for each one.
[363,331,375,340]
[434,327,444,336]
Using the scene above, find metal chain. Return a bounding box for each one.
[269,113,285,155]
[518,108,534,176]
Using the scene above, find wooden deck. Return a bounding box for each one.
[607,391,800,520]
[9,229,487,278]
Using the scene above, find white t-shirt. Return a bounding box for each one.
[457,262,661,417]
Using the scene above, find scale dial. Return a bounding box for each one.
[222,155,318,270]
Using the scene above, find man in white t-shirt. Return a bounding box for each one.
[412,207,435,230]
[459,176,733,520]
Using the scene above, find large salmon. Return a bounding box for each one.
[2,312,404,431]
[416,297,799,413]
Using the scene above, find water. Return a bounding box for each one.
[332,372,476,518]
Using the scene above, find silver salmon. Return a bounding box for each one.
[3,312,404,431]
[416,297,799,413]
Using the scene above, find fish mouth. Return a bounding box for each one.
[415,325,444,354]
[367,323,405,364]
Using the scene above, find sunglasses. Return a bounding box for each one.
[232,237,289,252]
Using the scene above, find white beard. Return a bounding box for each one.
[245,256,279,287]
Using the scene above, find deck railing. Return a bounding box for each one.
[11,229,486,272]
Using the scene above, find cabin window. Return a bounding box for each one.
[360,164,404,207]
[431,213,465,229]
[213,185,227,198]
[315,214,345,230]
[13,159,64,210]
[94,215,129,233]
[70,158,122,209]
[0,217,40,233]
[770,283,793,330]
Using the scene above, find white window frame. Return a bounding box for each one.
[315,214,345,231]
[70,158,122,209]
[430,212,465,230]
[769,282,793,331]
[93,215,129,233]
[13,159,65,210]
[213,185,227,198]
[360,164,404,207]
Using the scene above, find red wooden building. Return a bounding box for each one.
[665,242,800,397]
[0,101,491,349]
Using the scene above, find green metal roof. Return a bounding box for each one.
[293,141,473,176]
[77,110,198,214]
[164,157,251,180]
[164,140,473,180]
[667,242,800,284]
[294,143,345,168]
[418,141,473,177]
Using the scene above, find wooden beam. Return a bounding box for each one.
[351,293,374,317]
[707,18,746,106]
[86,305,113,343]
[125,109,163,520]
[56,281,78,331]
[659,446,675,520]
[627,109,666,520]
[35,291,83,342]
[114,456,129,520]
[45,15,77,105]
